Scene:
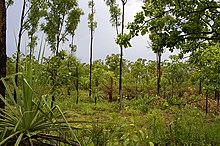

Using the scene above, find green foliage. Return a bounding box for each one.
[41,0,83,53]
[104,0,121,28]
[161,55,190,97]
[169,107,220,145]
[66,8,84,36]
[47,91,220,146]
[6,0,14,8]
[0,57,80,145]
[88,0,97,31]
[125,0,220,54]
[116,33,131,48]
[6,1,220,144]
[189,44,220,92]
[24,0,46,50]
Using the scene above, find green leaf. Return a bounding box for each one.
[15,133,24,146]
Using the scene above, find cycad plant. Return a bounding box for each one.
[0,54,80,145]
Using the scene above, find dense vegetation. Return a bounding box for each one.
[0,0,219,145]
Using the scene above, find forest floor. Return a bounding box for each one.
[55,94,220,145]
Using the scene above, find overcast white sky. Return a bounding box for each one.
[7,0,177,63]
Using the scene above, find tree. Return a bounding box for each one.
[118,0,220,96]
[129,58,148,99]
[104,0,128,110]
[161,55,189,98]
[41,0,82,106]
[41,0,82,54]
[189,44,220,109]
[0,0,6,109]
[65,5,83,103]
[125,0,220,52]
[66,6,83,53]
[66,53,82,104]
[14,0,26,102]
[6,0,13,10]
[105,53,120,76]
[25,0,45,60]
[105,54,120,101]
[88,0,97,100]
[14,0,45,101]
[92,60,107,102]
[45,50,67,108]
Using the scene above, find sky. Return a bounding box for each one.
[6,0,178,63]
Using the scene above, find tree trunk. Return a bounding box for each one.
[157,53,161,96]
[89,0,95,99]
[217,90,219,109]
[0,0,6,109]
[119,0,126,111]
[109,76,113,102]
[171,79,174,97]
[199,79,202,95]
[14,0,26,102]
[89,28,93,98]
[67,86,71,96]
[214,90,217,100]
[75,65,79,104]
[206,91,208,114]
[135,78,138,99]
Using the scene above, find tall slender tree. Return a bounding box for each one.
[14,0,45,101]
[104,0,127,110]
[0,0,6,109]
[14,0,26,101]
[118,0,127,110]
[88,0,97,100]
[42,0,82,107]
[66,7,83,103]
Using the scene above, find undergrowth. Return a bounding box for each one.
[55,94,220,146]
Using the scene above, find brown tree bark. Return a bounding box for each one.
[0,0,6,109]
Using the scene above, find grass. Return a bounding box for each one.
[54,93,220,146]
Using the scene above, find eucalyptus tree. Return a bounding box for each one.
[25,0,46,60]
[66,53,82,104]
[0,0,6,108]
[41,0,82,55]
[14,0,26,102]
[45,50,67,108]
[88,0,97,99]
[41,0,82,106]
[14,0,46,101]
[104,0,127,110]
